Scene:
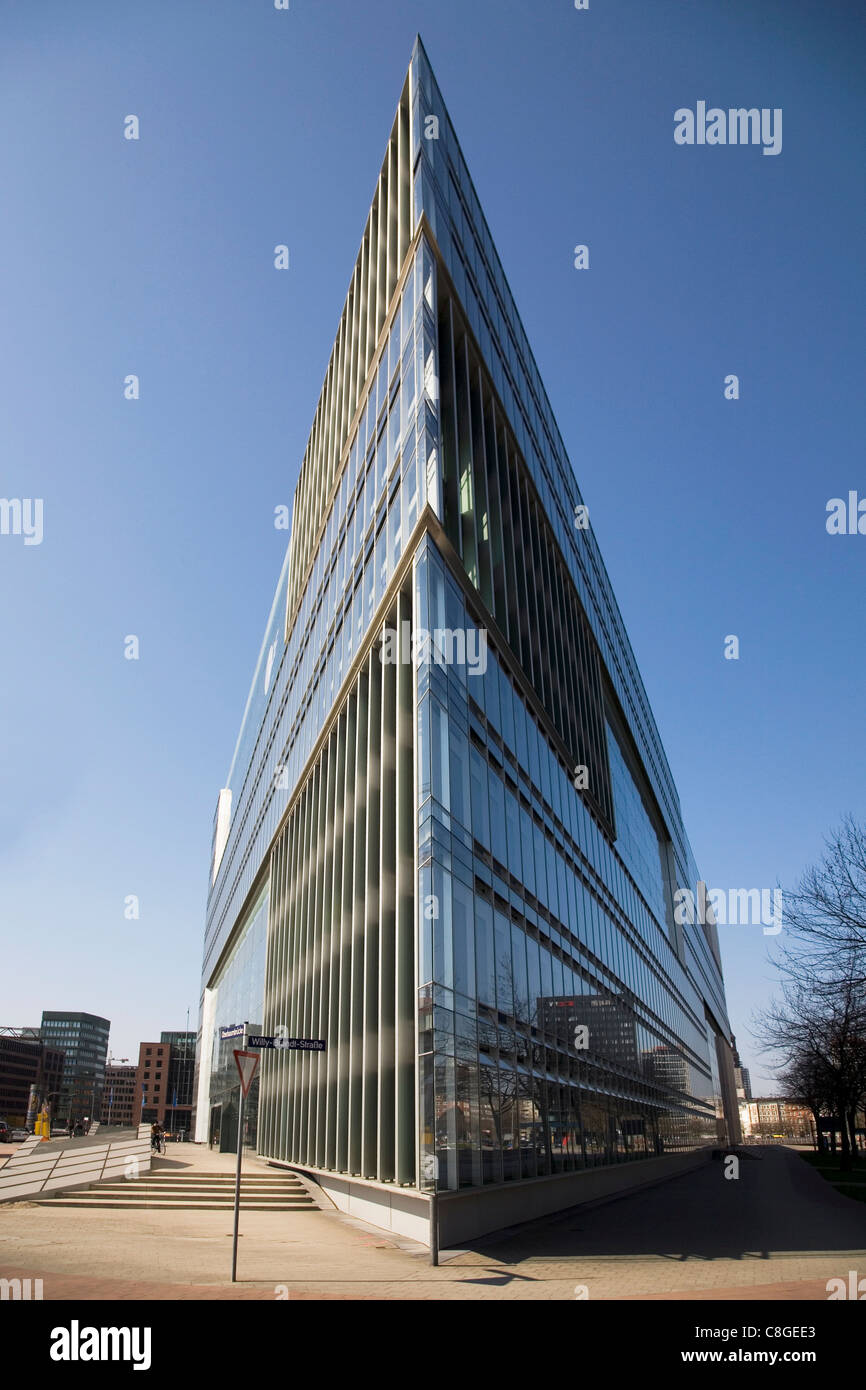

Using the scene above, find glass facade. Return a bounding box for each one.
[197,38,738,1210]
[415,542,721,1189]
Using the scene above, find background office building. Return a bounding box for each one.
[740,1098,815,1143]
[134,1032,196,1133]
[40,1012,110,1129]
[196,39,740,1242]
[0,1027,64,1127]
[100,1064,137,1128]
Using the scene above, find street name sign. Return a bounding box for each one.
[247,1035,326,1051]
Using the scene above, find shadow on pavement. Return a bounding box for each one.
[451,1147,866,1266]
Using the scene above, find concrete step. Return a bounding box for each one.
[88,1186,310,1196]
[89,1183,305,1192]
[144,1175,303,1182]
[96,1179,305,1190]
[144,1173,303,1184]
[68,1191,313,1204]
[39,1196,319,1210]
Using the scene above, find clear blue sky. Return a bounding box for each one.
[1,0,863,1090]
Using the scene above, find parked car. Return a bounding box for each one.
[0,1121,13,1143]
[10,1128,30,1141]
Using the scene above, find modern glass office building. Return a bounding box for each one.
[195,38,739,1242]
[40,1011,110,1129]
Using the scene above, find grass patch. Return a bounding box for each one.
[799,1150,866,1201]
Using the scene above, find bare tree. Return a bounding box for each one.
[782,815,866,988]
[778,1055,829,1151]
[756,966,866,1171]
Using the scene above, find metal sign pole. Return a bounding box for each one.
[430,1187,439,1266]
[229,1035,259,1285]
[231,1086,245,1283]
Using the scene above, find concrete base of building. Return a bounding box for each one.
[267,1148,711,1248]
[300,1170,430,1243]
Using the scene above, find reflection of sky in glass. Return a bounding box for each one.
[606,724,668,933]
[225,553,290,797]
[210,884,268,1073]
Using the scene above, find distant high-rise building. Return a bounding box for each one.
[39,1012,110,1127]
[731,1034,752,1099]
[735,1066,752,1100]
[195,37,740,1243]
[541,994,640,1071]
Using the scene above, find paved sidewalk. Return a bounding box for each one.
[1,1145,862,1300]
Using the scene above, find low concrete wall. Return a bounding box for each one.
[269,1148,710,1247]
[273,1166,431,1244]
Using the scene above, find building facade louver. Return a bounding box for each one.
[195,37,740,1243]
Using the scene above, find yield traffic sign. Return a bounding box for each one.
[233,1049,260,1097]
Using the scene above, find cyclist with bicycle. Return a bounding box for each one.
[150,1121,165,1155]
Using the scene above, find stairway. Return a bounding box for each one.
[38,1168,319,1211]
